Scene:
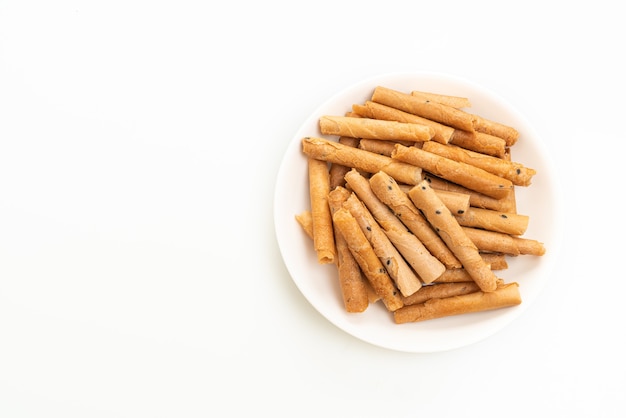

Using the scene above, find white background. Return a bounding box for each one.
[0,1,623,417]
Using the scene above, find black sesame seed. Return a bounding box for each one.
[435,210,441,214]
[388,185,392,190]
[366,226,372,231]
[501,214,508,219]
[457,210,464,214]
[516,168,521,174]
[386,259,391,265]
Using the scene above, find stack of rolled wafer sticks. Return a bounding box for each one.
[296,85,544,324]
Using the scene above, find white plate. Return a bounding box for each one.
[273,71,562,353]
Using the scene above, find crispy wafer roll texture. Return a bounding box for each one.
[369,170,462,269]
[431,189,470,216]
[302,137,423,185]
[352,101,454,144]
[332,207,404,311]
[307,157,335,264]
[342,192,422,297]
[410,90,472,108]
[422,141,536,186]
[449,129,506,158]
[345,169,446,284]
[328,187,370,313]
[392,144,513,199]
[480,253,508,270]
[358,138,402,156]
[371,86,476,132]
[398,184,470,216]
[329,136,360,190]
[423,173,517,213]
[473,115,519,146]
[501,148,518,213]
[319,115,434,142]
[393,282,521,323]
[454,207,529,236]
[433,256,507,283]
[432,268,475,283]
[408,180,499,292]
[462,227,546,256]
[402,282,480,306]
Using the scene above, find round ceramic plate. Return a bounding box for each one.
[273,71,561,353]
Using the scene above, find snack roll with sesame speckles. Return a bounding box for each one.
[344,169,446,284]
[454,207,529,236]
[392,144,513,200]
[408,179,499,293]
[341,191,422,297]
[331,207,404,312]
[421,141,536,186]
[462,227,546,256]
[368,170,462,270]
[421,172,516,213]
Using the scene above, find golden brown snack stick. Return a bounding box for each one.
[327,187,370,313]
[402,282,480,306]
[422,141,536,186]
[408,180,498,292]
[432,189,471,216]
[397,184,470,216]
[371,86,476,132]
[422,173,517,213]
[462,227,546,256]
[432,268,474,283]
[393,282,521,324]
[358,138,404,156]
[392,144,513,200]
[449,129,506,158]
[480,253,508,270]
[433,255,508,283]
[345,169,446,284]
[454,207,529,236]
[502,148,518,213]
[369,171,462,269]
[302,137,423,185]
[473,114,519,146]
[295,210,313,239]
[342,192,422,297]
[358,138,426,157]
[307,157,335,264]
[319,115,434,142]
[329,136,360,190]
[410,90,472,108]
[332,207,404,312]
[352,101,454,144]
